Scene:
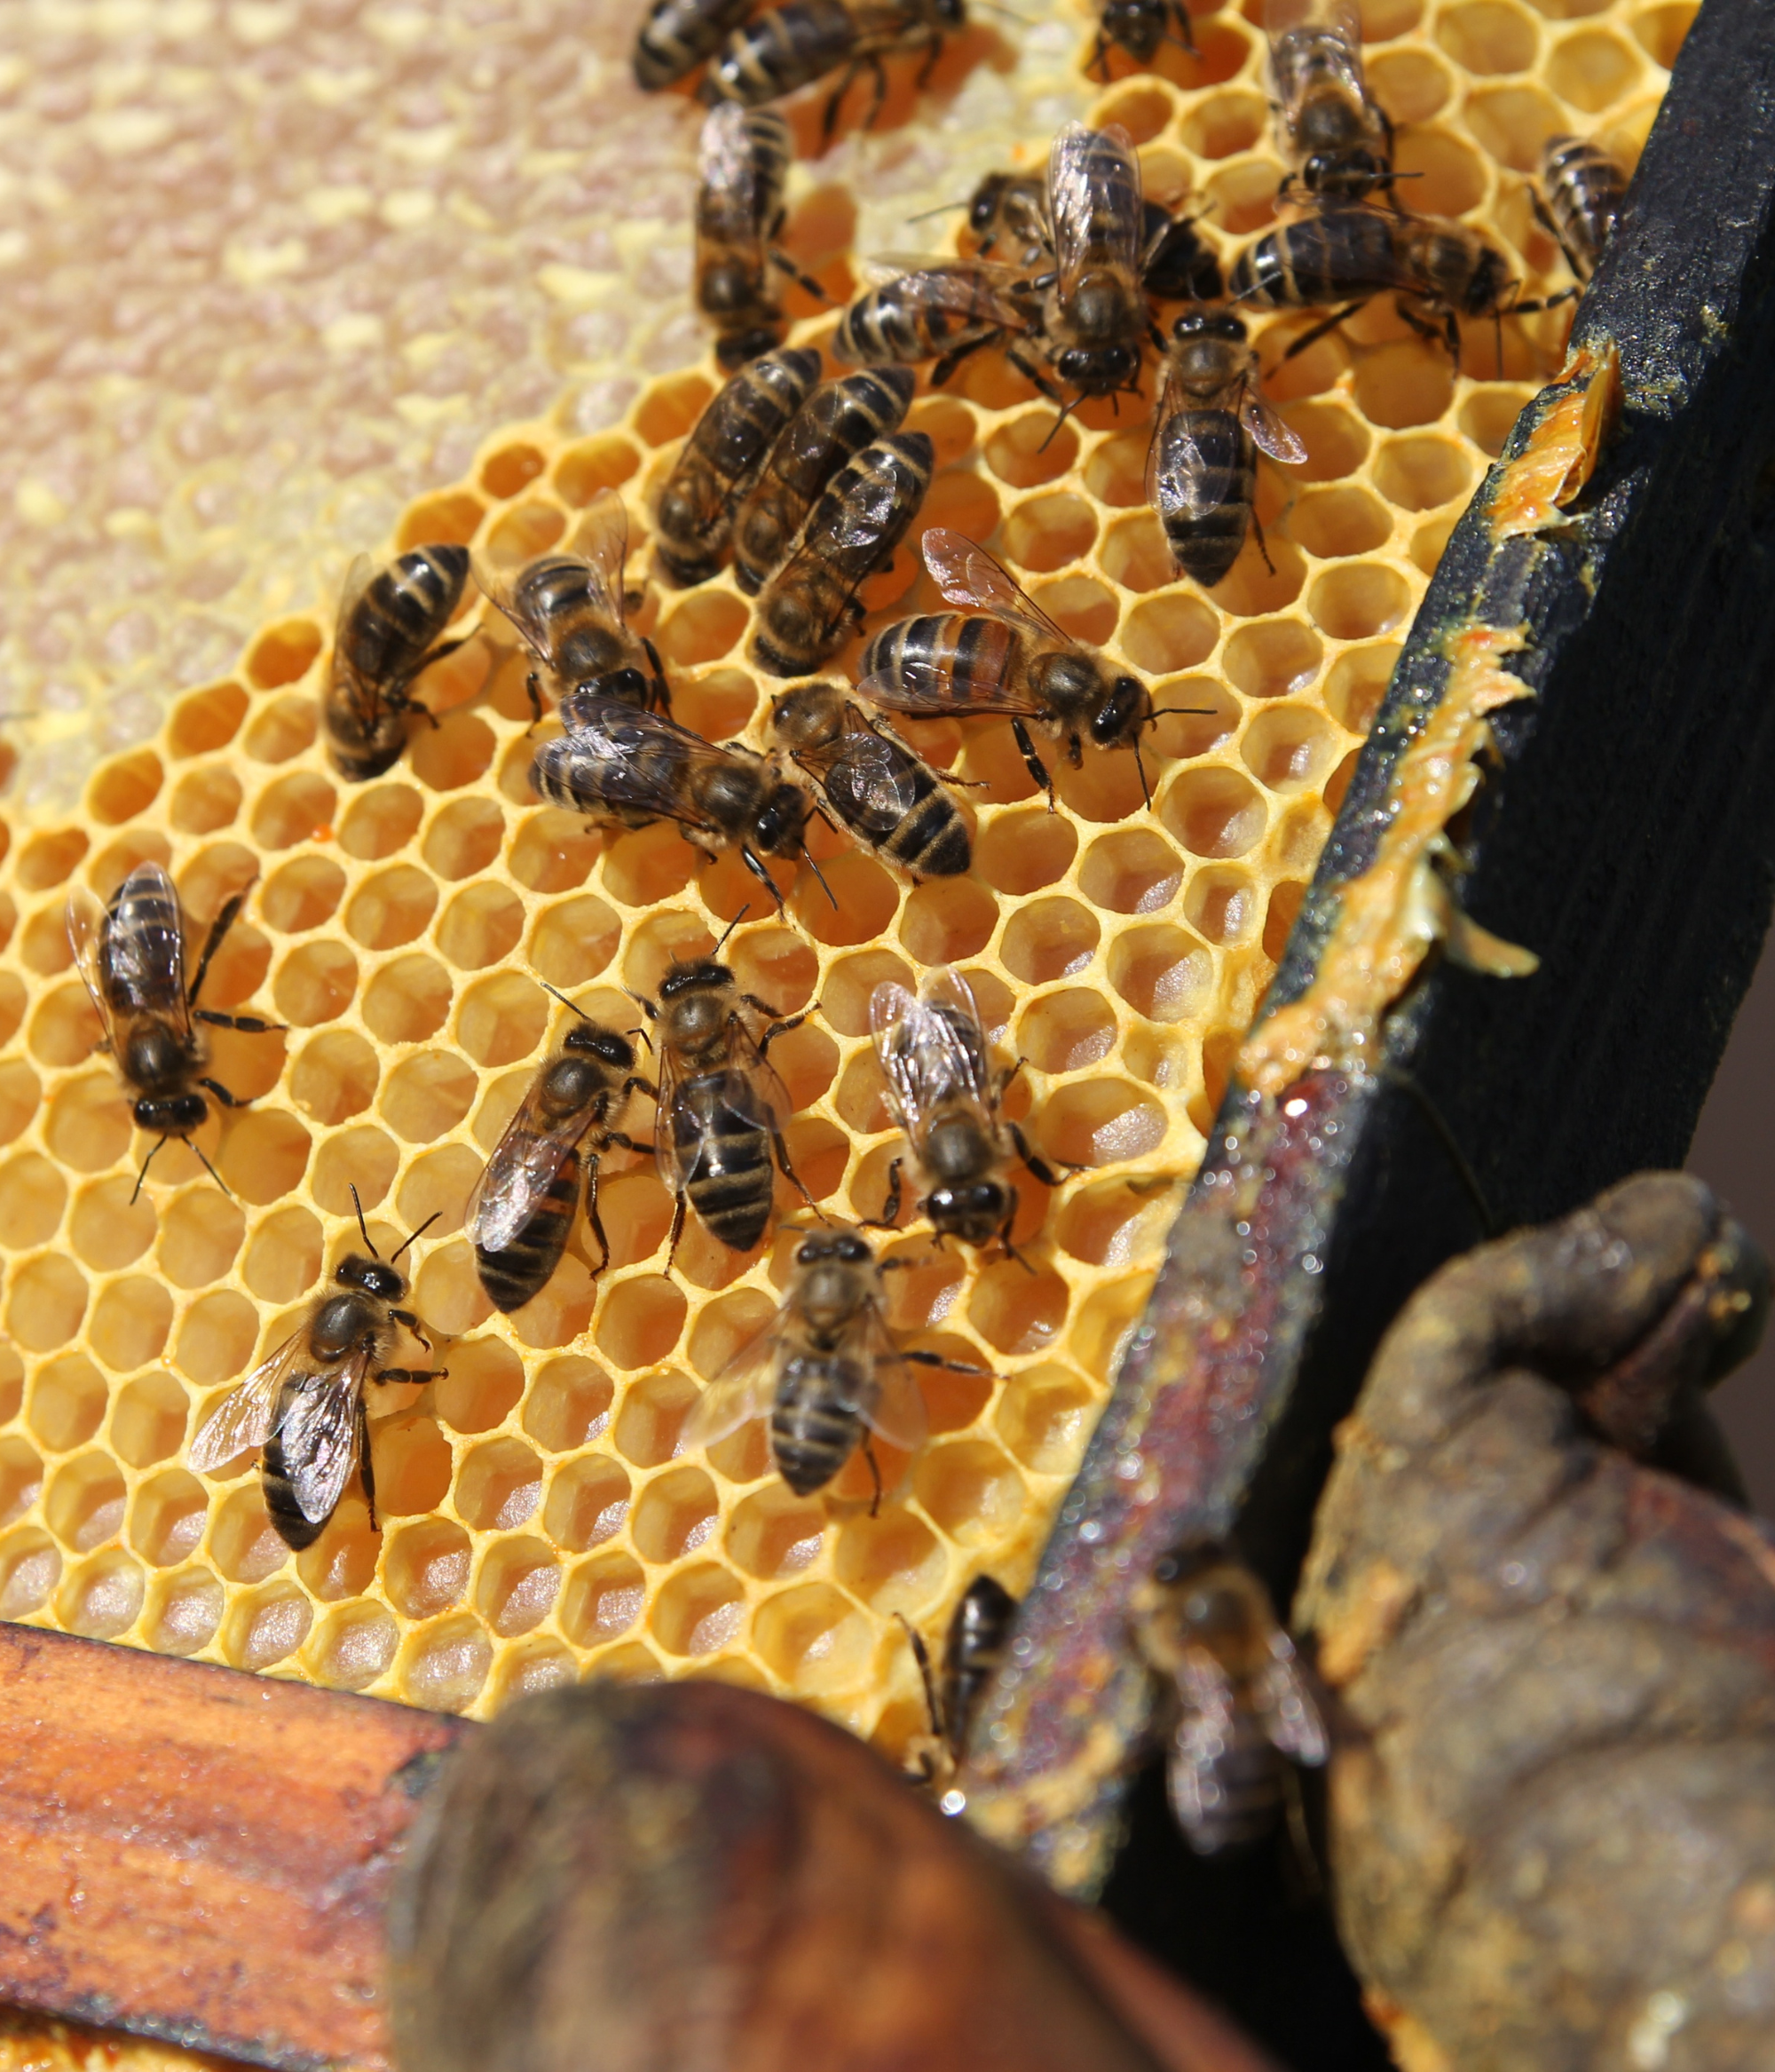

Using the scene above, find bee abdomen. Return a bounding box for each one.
[634,0,753,88]
[1228,210,1398,308]
[262,1433,327,1553]
[1542,135,1626,277]
[1175,1723,1285,1854]
[833,275,992,368]
[1154,409,1254,587]
[342,546,469,684]
[474,1156,580,1314]
[770,1358,864,1494]
[705,0,856,106]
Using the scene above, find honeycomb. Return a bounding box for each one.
[0,0,1684,1944]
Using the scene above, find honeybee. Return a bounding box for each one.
[751,430,934,677]
[695,107,831,372]
[732,366,915,597]
[1266,0,1394,204]
[857,527,1176,805]
[1536,134,1627,283]
[962,170,1221,304]
[1028,122,1157,408]
[867,965,1065,1257]
[1131,1542,1328,1855]
[188,1190,442,1550]
[324,545,470,781]
[832,263,1045,391]
[67,861,280,1201]
[769,678,971,877]
[962,170,1050,265]
[466,998,656,1313]
[903,1573,1017,1793]
[1088,0,1195,79]
[656,344,821,588]
[477,489,669,724]
[1148,307,1307,588]
[532,690,821,913]
[633,0,754,89]
[687,1223,990,1507]
[636,945,819,1263]
[702,0,966,146]
[1140,201,1224,304]
[1229,204,1570,366]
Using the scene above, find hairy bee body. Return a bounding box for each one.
[943,1574,1016,1752]
[769,679,970,877]
[751,431,933,676]
[695,106,801,369]
[702,0,963,133]
[669,1069,781,1253]
[633,0,754,88]
[769,1347,870,1494]
[1038,122,1151,401]
[732,367,915,596]
[1267,1,1392,202]
[260,1285,396,1550]
[966,170,1219,302]
[1540,134,1627,281]
[324,545,469,781]
[832,265,1030,372]
[656,345,820,586]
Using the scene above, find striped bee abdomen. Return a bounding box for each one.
[1227,205,1400,308]
[340,546,469,684]
[769,1353,866,1493]
[674,1070,778,1253]
[1172,1712,1287,1855]
[857,611,1021,710]
[704,0,856,107]
[474,1151,582,1315]
[634,0,753,88]
[824,737,969,876]
[1152,408,1253,588]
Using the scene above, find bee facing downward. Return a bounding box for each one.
[1131,1542,1328,1855]
[686,1223,989,1507]
[68,861,282,1200]
[189,1190,442,1551]
[695,105,830,372]
[902,1572,1018,1797]
[324,544,470,781]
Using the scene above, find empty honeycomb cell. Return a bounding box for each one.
[41,1072,122,1171]
[1018,988,1118,1073]
[750,1581,872,1691]
[783,1117,851,1210]
[1061,1173,1177,1265]
[1373,434,1475,512]
[241,1206,324,1305]
[1003,493,1099,573]
[251,771,336,851]
[400,1613,494,1713]
[1437,0,1541,70]
[1460,384,1535,457]
[15,829,90,890]
[635,372,716,447]
[1325,746,1362,813]
[560,1549,648,1646]
[411,712,497,795]
[597,1278,690,1376]
[0,1151,66,1248]
[544,1454,630,1555]
[1546,24,1641,108]
[222,1582,313,1673]
[899,877,999,965]
[1082,427,1151,510]
[7,1253,90,1353]
[1204,160,1280,237]
[1160,765,1266,859]
[914,1435,1028,1542]
[1277,406,1369,489]
[673,668,761,746]
[412,1240,493,1337]
[397,492,486,551]
[524,1357,615,1455]
[1179,89,1267,157]
[917,469,1004,546]
[529,894,621,990]
[833,1507,943,1614]
[310,1601,399,1692]
[339,785,425,863]
[59,1550,145,1641]
[93,832,174,903]
[984,413,1079,490]
[1323,644,1401,737]
[1463,80,1566,167]
[1033,574,1120,645]
[1263,879,1309,962]
[685,1288,778,1386]
[174,771,243,847]
[310,1127,400,1219]
[206,1485,288,1588]
[1187,865,1261,945]
[386,1519,473,1620]
[244,696,320,767]
[153,1177,244,1285]
[1309,562,1413,641]
[793,851,899,950]
[217,1108,312,1206]
[722,1484,823,1584]
[1393,125,1492,217]
[0,973,23,1049]
[21,906,76,978]
[732,927,820,1017]
[1096,80,1175,142]
[89,748,165,828]
[423,1340,521,1443]
[1111,919,1213,1029]
[509,808,601,896]
[169,684,249,760]
[287,1029,376,1128]
[554,435,640,505]
[1043,1079,1171,1167]
[87,1276,173,1375]
[1120,592,1218,676]
[256,856,344,940]
[298,1507,379,1603]
[247,620,325,691]
[0,1530,59,1619]
[477,1537,563,1639]
[631,1466,722,1565]
[834,1050,893,1137]
[1078,828,1183,914]
[1072,1272,1159,1381]
[995,1364,1099,1475]
[1221,619,1321,701]
[1098,511,1175,595]
[1411,515,1458,577]
[455,1437,544,1534]
[422,798,506,884]
[0,1436,42,1530]
[1288,486,1395,561]
[611,1367,698,1469]
[437,882,525,972]
[1242,706,1340,794]
[362,953,454,1045]
[1369,45,1455,120]
[657,590,749,668]
[1001,898,1101,985]
[596,823,693,911]
[346,866,438,953]
[819,949,912,1040]
[1349,343,1456,433]
[28,1353,106,1452]
[175,1298,259,1395]
[481,443,548,502]
[1631,2,1693,67]
[145,1568,225,1657]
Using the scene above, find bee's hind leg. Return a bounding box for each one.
[861,1435,884,1519]
[859,1157,903,1232]
[198,1076,250,1109]
[358,1399,378,1536]
[189,884,252,1005]
[1009,716,1055,810]
[772,1128,830,1222]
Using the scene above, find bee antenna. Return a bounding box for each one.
[541,981,592,1023]
[349,1182,380,1260]
[625,987,659,1020]
[1038,394,1084,452]
[1147,705,1217,724]
[130,1135,167,1206]
[390,1211,442,1266]
[802,846,840,911]
[190,1139,234,1201]
[714,905,752,953]
[1133,737,1154,810]
[906,199,967,222]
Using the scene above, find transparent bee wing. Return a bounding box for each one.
[1167,1649,1241,1845]
[1047,121,1142,302]
[848,1303,931,1453]
[1243,390,1309,467]
[544,696,717,826]
[102,862,194,1044]
[329,551,382,724]
[1149,409,1250,526]
[919,527,1066,644]
[564,487,635,632]
[684,1315,789,1447]
[918,966,993,1099]
[651,1033,690,1190]
[698,100,761,234]
[856,260,1031,330]
[1266,0,1363,61]
[855,649,1045,721]
[187,1325,314,1471]
[65,882,122,1054]
[280,1349,373,1529]
[1257,1639,1329,1766]
[465,1071,593,1258]
[869,965,991,1134]
[835,727,931,823]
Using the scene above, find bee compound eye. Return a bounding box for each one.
[837,1236,870,1262]
[796,1240,824,1265]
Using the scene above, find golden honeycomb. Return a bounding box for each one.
[0,0,1684,1862]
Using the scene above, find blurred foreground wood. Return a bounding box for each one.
[387,1680,1277,2072]
[1298,1173,1775,2070]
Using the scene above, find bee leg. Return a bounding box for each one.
[755,1003,813,1051]
[914,27,943,91]
[585,1158,611,1278]
[1004,340,1067,407]
[197,1076,250,1109]
[1250,504,1276,577]
[188,884,251,1005]
[525,670,545,732]
[386,1310,434,1353]
[642,638,673,716]
[859,1157,904,1231]
[903,1348,997,1380]
[666,1190,688,1275]
[1280,299,1369,361]
[1007,1120,1071,1190]
[738,843,790,913]
[1008,716,1054,810]
[1166,0,1198,55]
[193,1008,283,1034]
[357,1399,378,1537]
[895,1612,944,1741]
[1086,28,1111,79]
[375,1368,437,1385]
[768,247,832,304]
[772,1129,828,1221]
[862,1435,884,1519]
[997,1187,1037,1275]
[130,1135,169,1206]
[929,333,994,388]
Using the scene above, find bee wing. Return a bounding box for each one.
[548,695,721,827]
[1166,1647,1241,1844]
[1257,1637,1329,1766]
[919,527,1065,644]
[465,1077,592,1258]
[65,882,122,1052]
[95,861,195,1044]
[187,1325,314,1470]
[857,259,1031,329]
[855,654,1045,722]
[869,965,991,1131]
[1047,121,1142,301]
[849,1302,931,1453]
[833,727,935,823]
[698,100,760,232]
[564,487,634,632]
[1148,407,1250,527]
[1242,389,1309,467]
[684,1315,789,1448]
[279,1349,373,1530]
[1266,0,1362,57]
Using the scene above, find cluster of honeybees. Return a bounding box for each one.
[68,0,1631,1844]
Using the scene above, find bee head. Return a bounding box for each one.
[926,1180,1007,1246]
[1054,339,1140,392]
[336,1253,405,1303]
[564,1023,636,1072]
[967,174,1008,235]
[751,777,813,858]
[769,682,844,755]
[794,1228,872,1269]
[1091,675,1152,749]
[1172,307,1245,345]
[1152,1541,1263,1641]
[659,958,730,1002]
[135,1090,206,1136]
